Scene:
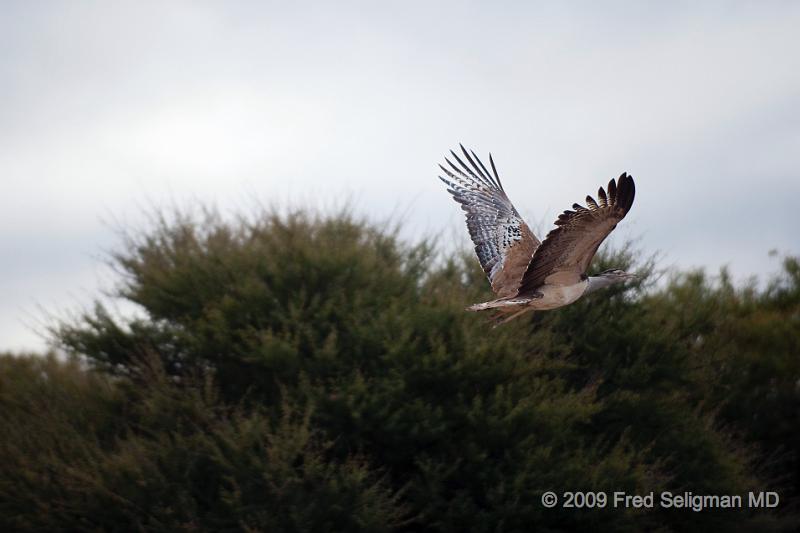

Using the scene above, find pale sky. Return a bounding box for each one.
[2,1,799,352]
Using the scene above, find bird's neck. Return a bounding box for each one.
[585,276,614,295]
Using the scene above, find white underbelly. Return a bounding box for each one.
[533,281,589,310]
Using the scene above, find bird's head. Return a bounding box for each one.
[599,268,638,283]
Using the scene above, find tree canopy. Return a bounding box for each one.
[1,208,797,531]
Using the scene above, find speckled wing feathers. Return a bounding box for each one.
[438,146,540,297]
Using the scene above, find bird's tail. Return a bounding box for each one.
[466,297,534,327]
[466,297,530,312]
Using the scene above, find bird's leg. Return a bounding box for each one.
[491,307,533,328]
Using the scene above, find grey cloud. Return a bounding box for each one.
[1,1,799,350]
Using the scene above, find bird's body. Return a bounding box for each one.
[531,279,592,309]
[437,145,637,325]
[468,279,589,311]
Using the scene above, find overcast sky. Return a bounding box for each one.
[2,1,799,352]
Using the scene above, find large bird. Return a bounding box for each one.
[438,145,637,325]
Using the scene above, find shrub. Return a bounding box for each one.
[1,208,795,531]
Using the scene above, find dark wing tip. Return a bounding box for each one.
[555,209,577,226]
[443,145,504,192]
[616,172,636,213]
[460,145,494,188]
[488,152,504,190]
[597,186,608,207]
[470,148,501,190]
[607,177,618,204]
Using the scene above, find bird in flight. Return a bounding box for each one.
[438,145,637,326]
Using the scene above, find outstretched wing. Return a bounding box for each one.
[517,173,635,295]
[438,145,540,297]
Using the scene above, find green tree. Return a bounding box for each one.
[1,208,796,531]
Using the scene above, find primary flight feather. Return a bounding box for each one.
[438,145,637,325]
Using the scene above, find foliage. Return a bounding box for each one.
[0,353,404,531]
[1,208,797,531]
